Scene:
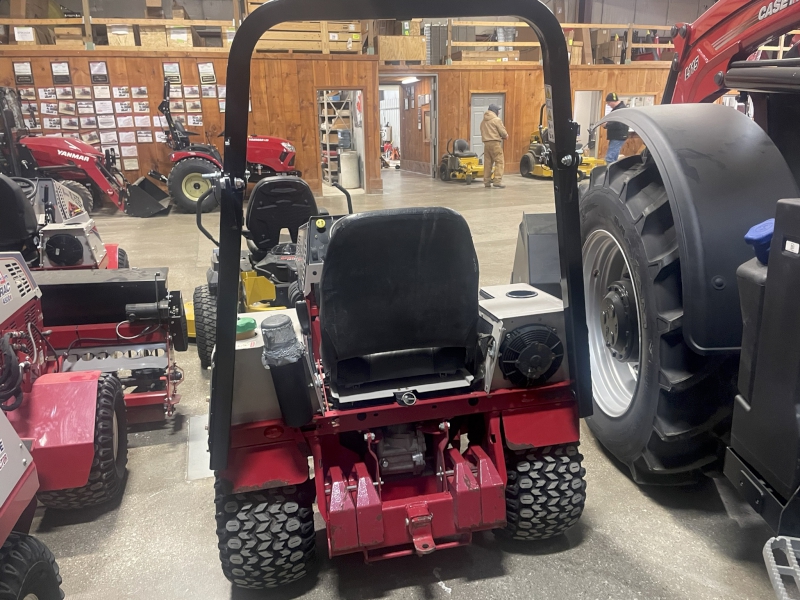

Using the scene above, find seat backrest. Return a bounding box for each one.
[319,207,479,373]
[454,139,470,153]
[246,176,318,251]
[0,174,37,249]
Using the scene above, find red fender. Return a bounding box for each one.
[169,151,222,169]
[104,243,119,269]
[501,401,580,450]
[221,442,309,493]
[6,371,102,492]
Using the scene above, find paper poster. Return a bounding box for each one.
[93,85,111,99]
[120,145,138,157]
[131,86,148,99]
[18,87,35,100]
[169,86,183,99]
[20,102,37,115]
[74,86,92,100]
[188,114,203,127]
[119,131,136,143]
[102,145,120,159]
[173,114,186,125]
[38,88,56,100]
[116,115,134,128]
[80,116,98,128]
[201,85,217,98]
[77,101,94,115]
[95,101,113,114]
[122,158,139,171]
[218,99,226,113]
[61,117,79,130]
[55,87,73,100]
[115,101,132,114]
[197,62,216,84]
[58,101,76,116]
[169,28,188,43]
[24,117,40,130]
[97,115,116,129]
[113,86,130,99]
[14,27,35,43]
[134,101,150,113]
[51,62,71,85]
[100,130,118,144]
[136,130,153,143]
[13,62,33,85]
[134,115,151,127]
[217,85,226,98]
[89,61,109,84]
[183,85,199,99]
[169,100,185,112]
[163,62,181,84]
[81,131,100,144]
[41,103,58,116]
[43,117,61,129]
[155,131,167,143]
[186,100,202,113]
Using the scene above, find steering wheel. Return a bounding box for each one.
[11,177,37,205]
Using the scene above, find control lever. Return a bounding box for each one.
[196,172,221,246]
[332,183,353,215]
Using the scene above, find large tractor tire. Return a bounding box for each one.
[502,444,586,540]
[60,180,93,213]
[579,155,733,485]
[167,158,218,214]
[38,374,128,509]
[519,153,534,178]
[215,478,316,590]
[193,284,216,369]
[0,533,64,600]
[117,247,129,269]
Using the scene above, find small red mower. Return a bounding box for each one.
[207,0,591,590]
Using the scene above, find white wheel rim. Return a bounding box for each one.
[112,410,119,462]
[583,229,642,418]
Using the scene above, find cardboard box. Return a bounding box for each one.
[376,35,426,62]
[145,0,161,6]
[591,28,611,47]
[394,20,421,36]
[553,0,567,23]
[597,40,624,63]
[568,41,584,65]
[321,131,339,145]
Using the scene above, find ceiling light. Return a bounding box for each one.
[401,77,420,85]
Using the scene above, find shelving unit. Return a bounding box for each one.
[318,90,354,185]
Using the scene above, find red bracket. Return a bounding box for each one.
[328,466,359,553]
[353,463,384,547]
[467,445,507,527]
[406,503,435,555]
[446,448,481,530]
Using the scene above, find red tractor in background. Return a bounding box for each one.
[1,87,170,218]
[151,80,300,213]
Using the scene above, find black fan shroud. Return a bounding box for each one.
[45,234,84,266]
[499,324,564,387]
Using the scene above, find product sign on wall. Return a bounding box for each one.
[13,62,33,85]
[51,62,71,85]
[163,63,182,85]
[89,62,109,84]
[197,63,217,85]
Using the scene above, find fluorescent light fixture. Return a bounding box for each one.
[401,77,420,85]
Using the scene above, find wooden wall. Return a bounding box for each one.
[0,49,382,195]
[391,62,671,174]
[399,76,433,174]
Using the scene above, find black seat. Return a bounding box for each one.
[319,207,479,391]
[0,174,37,256]
[246,176,318,255]
[453,139,478,159]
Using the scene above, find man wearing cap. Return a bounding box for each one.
[480,103,508,189]
[604,93,628,163]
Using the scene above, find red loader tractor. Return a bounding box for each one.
[0,86,170,218]
[0,409,64,599]
[151,80,299,213]
[206,0,592,589]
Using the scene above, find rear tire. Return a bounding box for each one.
[60,180,93,213]
[0,533,64,600]
[520,153,534,178]
[288,281,303,306]
[466,174,473,185]
[193,284,216,369]
[215,478,316,590]
[117,247,129,269]
[439,163,449,182]
[38,374,127,510]
[580,156,733,484]
[167,158,218,214]
[502,444,586,540]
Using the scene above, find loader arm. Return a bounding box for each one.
[666,0,800,104]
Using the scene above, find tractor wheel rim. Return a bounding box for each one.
[112,410,119,462]
[182,172,211,201]
[583,229,641,418]
[23,594,39,600]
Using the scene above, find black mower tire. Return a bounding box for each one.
[580,156,733,484]
[439,163,449,182]
[466,174,474,185]
[215,478,316,590]
[167,158,219,214]
[288,281,303,306]
[520,153,534,178]
[60,180,93,213]
[502,444,586,540]
[0,533,64,600]
[193,284,216,369]
[117,247,129,269]
[37,374,127,510]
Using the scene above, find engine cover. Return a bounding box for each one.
[479,283,569,391]
[40,220,106,269]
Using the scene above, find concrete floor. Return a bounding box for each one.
[31,170,776,599]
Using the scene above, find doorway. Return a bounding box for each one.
[318,89,365,192]
[470,93,505,159]
[573,90,603,158]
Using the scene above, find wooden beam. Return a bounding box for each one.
[91,18,233,26]
[450,41,541,47]
[9,0,25,18]
[0,18,84,24]
[447,18,452,63]
[82,0,91,44]
[233,0,241,25]
[320,20,329,54]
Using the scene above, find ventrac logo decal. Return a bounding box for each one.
[57,149,90,163]
[759,0,798,20]
[0,274,12,305]
[0,438,6,472]
[684,56,700,80]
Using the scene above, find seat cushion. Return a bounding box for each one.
[245,176,318,251]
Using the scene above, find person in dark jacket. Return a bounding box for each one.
[604,93,629,163]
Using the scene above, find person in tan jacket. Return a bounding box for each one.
[479,104,508,188]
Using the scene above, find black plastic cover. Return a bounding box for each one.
[245,176,318,251]
[0,174,37,248]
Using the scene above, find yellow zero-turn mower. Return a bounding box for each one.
[520,104,605,181]
[439,139,484,184]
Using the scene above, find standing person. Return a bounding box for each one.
[480,103,508,189]
[604,93,629,163]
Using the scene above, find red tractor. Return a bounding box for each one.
[207,0,591,590]
[151,80,299,213]
[1,87,170,218]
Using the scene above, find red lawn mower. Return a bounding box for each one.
[150,80,300,213]
[1,87,169,218]
[207,0,590,589]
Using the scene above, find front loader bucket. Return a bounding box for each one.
[128,177,171,218]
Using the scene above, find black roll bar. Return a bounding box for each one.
[210,0,591,469]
